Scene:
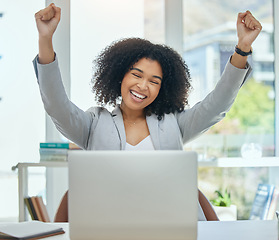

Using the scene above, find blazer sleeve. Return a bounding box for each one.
[33,54,96,149]
[175,58,252,144]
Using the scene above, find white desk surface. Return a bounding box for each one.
[42,220,278,240]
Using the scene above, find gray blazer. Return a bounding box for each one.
[33,55,251,151]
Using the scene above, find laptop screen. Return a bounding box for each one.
[68,150,198,240]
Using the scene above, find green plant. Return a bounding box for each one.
[211,189,232,207]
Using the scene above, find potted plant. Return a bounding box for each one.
[211,189,237,221]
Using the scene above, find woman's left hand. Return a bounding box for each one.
[236,10,262,52]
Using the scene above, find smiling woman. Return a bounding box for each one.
[33,3,261,221]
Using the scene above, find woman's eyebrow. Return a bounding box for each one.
[153,75,162,81]
[130,67,162,81]
[130,67,143,73]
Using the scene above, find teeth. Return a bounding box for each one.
[131,91,146,99]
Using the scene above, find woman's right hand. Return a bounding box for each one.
[35,3,61,39]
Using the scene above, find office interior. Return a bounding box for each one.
[0,0,278,223]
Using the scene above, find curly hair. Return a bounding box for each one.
[92,38,192,120]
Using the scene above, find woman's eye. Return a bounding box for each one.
[150,81,159,85]
[132,73,141,78]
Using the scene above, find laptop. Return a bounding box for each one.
[68,151,198,240]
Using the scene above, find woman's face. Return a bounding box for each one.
[120,58,162,112]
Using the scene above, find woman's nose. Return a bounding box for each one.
[137,79,148,90]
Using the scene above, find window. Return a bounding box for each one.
[182,0,275,219]
[183,0,275,159]
[144,0,165,44]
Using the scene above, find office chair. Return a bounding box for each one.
[54,189,219,222]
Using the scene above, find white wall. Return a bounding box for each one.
[0,0,45,221]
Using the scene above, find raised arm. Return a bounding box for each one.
[35,3,61,64]
[231,11,262,69]
[33,4,94,149]
[176,11,261,144]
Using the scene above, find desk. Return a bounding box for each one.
[42,220,279,240]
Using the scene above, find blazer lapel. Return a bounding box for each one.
[146,114,160,150]
[112,106,160,150]
[112,105,126,150]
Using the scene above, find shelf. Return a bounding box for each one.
[198,157,279,168]
[13,157,279,221]
[11,157,279,170]
[12,162,68,171]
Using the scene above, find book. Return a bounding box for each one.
[39,142,70,149]
[39,148,68,155]
[249,184,275,220]
[25,198,38,221]
[39,142,81,162]
[24,199,34,221]
[266,188,279,220]
[40,142,81,149]
[34,197,50,222]
[31,197,43,222]
[24,197,50,222]
[40,154,68,162]
[0,221,65,239]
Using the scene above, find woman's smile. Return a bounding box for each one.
[130,90,147,102]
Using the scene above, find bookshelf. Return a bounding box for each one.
[12,162,68,222]
[12,157,279,222]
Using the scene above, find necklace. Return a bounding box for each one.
[125,120,136,125]
[123,117,145,125]
[124,119,141,125]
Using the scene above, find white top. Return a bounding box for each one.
[125,135,155,151]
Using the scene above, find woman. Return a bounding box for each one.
[34,4,262,221]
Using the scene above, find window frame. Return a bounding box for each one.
[274,0,279,157]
